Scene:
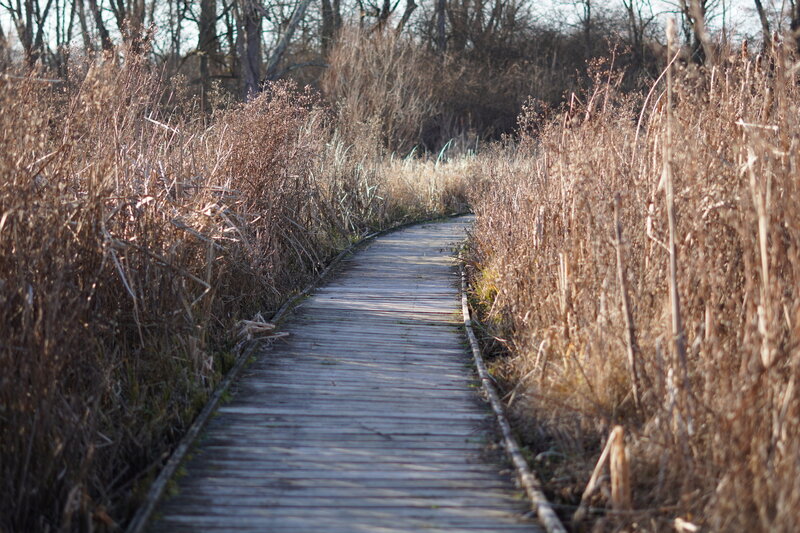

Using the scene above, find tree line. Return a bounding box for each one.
[1,1,799,131]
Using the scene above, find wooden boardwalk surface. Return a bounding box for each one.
[148,217,542,533]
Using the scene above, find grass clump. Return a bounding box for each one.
[0,47,468,531]
[467,44,800,531]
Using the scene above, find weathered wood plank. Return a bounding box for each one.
[151,524,535,533]
[198,444,495,457]
[182,474,517,488]
[146,217,541,532]
[178,487,523,501]
[151,518,536,533]
[200,435,495,445]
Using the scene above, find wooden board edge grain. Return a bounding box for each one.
[459,262,568,533]
[125,212,472,533]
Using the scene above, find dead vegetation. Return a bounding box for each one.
[0,47,466,531]
[7,10,800,532]
[467,41,800,531]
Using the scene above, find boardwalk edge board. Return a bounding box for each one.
[459,266,568,533]
[125,212,468,533]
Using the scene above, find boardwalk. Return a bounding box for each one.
[148,217,541,533]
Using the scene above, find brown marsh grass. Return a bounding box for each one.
[0,50,466,531]
[322,27,440,156]
[467,43,800,531]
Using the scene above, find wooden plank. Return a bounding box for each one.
[281,334,468,344]
[196,436,493,449]
[218,399,487,411]
[175,486,523,501]
[155,509,532,525]
[162,496,528,511]
[226,376,482,388]
[152,518,535,532]
[189,471,516,486]
[146,217,541,533]
[231,382,482,395]
[214,409,488,421]
[212,416,489,427]
[150,526,536,533]
[198,444,495,456]
[197,431,490,441]
[186,459,507,472]
[155,507,529,521]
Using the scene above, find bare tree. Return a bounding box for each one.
[163,0,191,61]
[621,0,656,64]
[199,0,218,99]
[74,0,94,52]
[108,0,147,50]
[234,0,263,97]
[678,0,713,63]
[221,0,237,71]
[395,0,417,33]
[435,0,445,51]
[320,0,341,52]
[789,0,800,52]
[0,18,7,65]
[579,0,592,58]
[753,0,771,51]
[263,0,314,80]
[446,0,520,53]
[1,0,56,65]
[353,0,409,32]
[86,0,113,50]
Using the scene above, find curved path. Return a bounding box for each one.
[148,217,541,533]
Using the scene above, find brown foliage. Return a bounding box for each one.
[468,47,800,531]
[0,51,465,531]
[322,27,440,155]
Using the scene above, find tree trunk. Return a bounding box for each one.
[236,0,263,98]
[380,0,391,27]
[435,0,445,51]
[395,0,417,33]
[753,0,771,52]
[107,0,145,51]
[692,0,713,63]
[321,0,334,53]
[791,1,800,53]
[0,20,6,64]
[223,1,237,76]
[128,0,146,52]
[680,0,712,64]
[199,0,217,105]
[622,0,643,64]
[87,0,113,50]
[582,0,591,59]
[33,0,55,61]
[332,0,341,33]
[263,0,314,81]
[13,0,35,65]
[74,0,93,52]
[447,3,466,52]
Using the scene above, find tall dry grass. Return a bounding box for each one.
[315,27,474,232]
[319,26,567,152]
[468,44,800,530]
[0,49,467,531]
[322,27,440,155]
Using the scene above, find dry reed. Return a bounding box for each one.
[0,48,466,531]
[467,42,800,531]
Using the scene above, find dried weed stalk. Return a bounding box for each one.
[0,50,467,531]
[468,44,800,531]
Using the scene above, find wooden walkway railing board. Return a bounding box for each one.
[147,217,541,533]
